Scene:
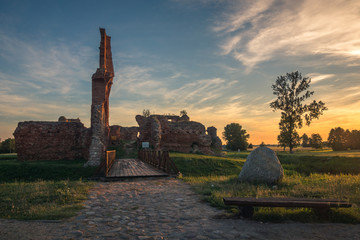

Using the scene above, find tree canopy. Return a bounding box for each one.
[223,123,250,151]
[180,110,187,117]
[0,138,15,153]
[309,133,323,149]
[142,109,150,117]
[326,127,360,151]
[270,71,327,153]
[301,133,310,147]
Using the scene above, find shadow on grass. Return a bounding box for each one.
[0,158,96,183]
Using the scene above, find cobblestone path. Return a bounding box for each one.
[1,178,360,240]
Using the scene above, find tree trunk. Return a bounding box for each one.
[289,116,294,154]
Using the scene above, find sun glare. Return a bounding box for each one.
[349,50,360,55]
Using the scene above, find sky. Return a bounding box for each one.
[0,0,359,145]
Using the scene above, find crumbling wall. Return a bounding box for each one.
[87,28,115,166]
[58,116,81,123]
[109,125,138,144]
[136,114,222,155]
[207,126,222,150]
[13,121,90,161]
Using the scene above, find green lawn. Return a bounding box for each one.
[171,150,360,223]
[2,150,360,222]
[0,180,93,220]
[0,154,96,220]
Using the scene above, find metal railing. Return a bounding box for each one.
[138,149,180,176]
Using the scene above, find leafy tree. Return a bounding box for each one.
[344,129,352,149]
[309,133,323,149]
[180,110,187,117]
[248,143,253,149]
[223,123,249,151]
[0,138,16,153]
[349,130,360,150]
[277,120,300,151]
[270,71,327,153]
[301,133,310,147]
[327,128,360,150]
[328,127,347,151]
[142,109,151,117]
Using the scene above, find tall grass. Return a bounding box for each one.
[0,154,96,220]
[0,180,93,220]
[172,151,360,223]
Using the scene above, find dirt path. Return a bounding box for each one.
[1,178,359,240]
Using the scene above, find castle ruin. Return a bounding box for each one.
[86,28,115,166]
[13,28,222,163]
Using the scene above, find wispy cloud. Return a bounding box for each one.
[306,73,335,83]
[0,32,94,130]
[215,0,360,70]
[113,64,239,107]
[0,32,95,96]
[112,65,164,97]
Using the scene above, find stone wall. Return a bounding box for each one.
[109,125,138,144]
[13,121,90,161]
[136,114,222,155]
[87,28,115,166]
[207,126,222,150]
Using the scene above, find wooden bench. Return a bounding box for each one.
[223,197,352,218]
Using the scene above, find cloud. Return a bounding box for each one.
[215,0,360,70]
[0,32,95,96]
[111,63,270,126]
[112,65,164,97]
[306,73,335,83]
[169,72,186,79]
[0,33,94,130]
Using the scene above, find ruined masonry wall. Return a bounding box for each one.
[86,28,114,166]
[109,125,139,143]
[136,115,222,155]
[14,121,91,161]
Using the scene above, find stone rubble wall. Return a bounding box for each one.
[136,115,222,155]
[207,126,222,150]
[109,125,139,143]
[13,121,91,161]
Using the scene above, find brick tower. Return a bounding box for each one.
[86,28,114,166]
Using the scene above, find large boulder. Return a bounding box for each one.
[239,147,284,184]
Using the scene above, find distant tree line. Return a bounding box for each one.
[0,138,16,153]
[298,127,360,151]
[301,133,323,149]
[327,127,360,151]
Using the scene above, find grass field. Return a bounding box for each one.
[171,150,360,223]
[2,149,360,222]
[0,154,95,220]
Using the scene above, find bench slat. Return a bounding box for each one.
[223,197,352,208]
